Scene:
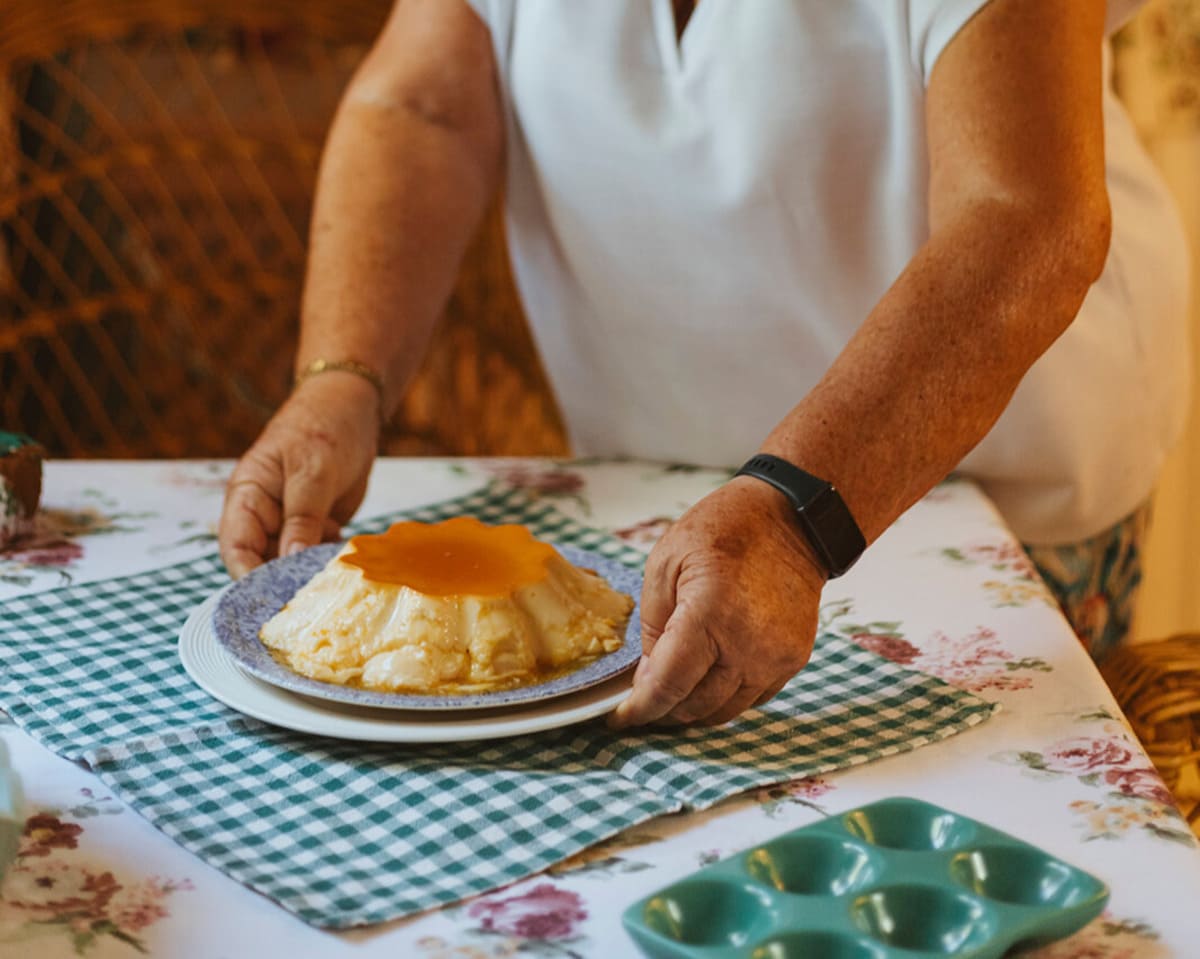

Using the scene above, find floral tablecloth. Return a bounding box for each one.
[2,458,1198,958]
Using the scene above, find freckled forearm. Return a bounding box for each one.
[758,0,1108,549]
[295,97,501,414]
[759,198,1109,543]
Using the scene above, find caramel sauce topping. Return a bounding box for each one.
[339,517,558,596]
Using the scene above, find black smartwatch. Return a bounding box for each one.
[734,454,866,578]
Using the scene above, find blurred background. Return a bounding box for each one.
[0,0,1196,640]
[1113,1,1200,643]
[0,0,568,462]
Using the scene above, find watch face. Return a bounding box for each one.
[737,456,865,577]
[802,487,866,578]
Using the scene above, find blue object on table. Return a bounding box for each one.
[0,740,23,881]
[622,797,1110,959]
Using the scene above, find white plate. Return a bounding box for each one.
[179,590,633,743]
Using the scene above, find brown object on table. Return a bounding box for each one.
[0,0,568,459]
[1102,635,1200,837]
[0,431,44,547]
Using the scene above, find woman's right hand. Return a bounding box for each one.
[215,0,503,581]
[218,372,380,578]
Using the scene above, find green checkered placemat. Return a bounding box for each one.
[0,484,646,760]
[0,482,998,928]
[89,727,682,926]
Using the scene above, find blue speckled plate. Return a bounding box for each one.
[211,542,643,711]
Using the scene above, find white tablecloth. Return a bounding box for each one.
[2,458,1197,958]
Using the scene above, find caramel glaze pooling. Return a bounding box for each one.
[339,517,559,596]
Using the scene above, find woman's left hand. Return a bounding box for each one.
[608,477,827,728]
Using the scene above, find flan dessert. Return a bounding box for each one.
[259,517,634,694]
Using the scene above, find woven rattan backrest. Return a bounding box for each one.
[0,0,567,457]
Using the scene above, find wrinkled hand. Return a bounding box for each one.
[608,476,827,728]
[218,374,379,578]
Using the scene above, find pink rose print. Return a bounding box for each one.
[1,502,151,587]
[467,883,588,941]
[1030,931,1139,959]
[4,859,119,918]
[19,814,83,857]
[482,463,585,498]
[1104,767,1176,806]
[1025,910,1162,957]
[783,777,834,801]
[1068,796,1193,846]
[106,877,182,932]
[996,717,1192,846]
[828,606,1051,693]
[848,633,920,666]
[756,776,837,818]
[162,463,231,494]
[613,517,674,551]
[941,539,1055,609]
[1,810,193,954]
[916,627,1043,693]
[3,540,83,567]
[955,540,1039,578]
[1042,737,1137,775]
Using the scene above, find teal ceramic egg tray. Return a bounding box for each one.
[622,797,1109,959]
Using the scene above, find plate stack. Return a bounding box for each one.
[180,542,642,743]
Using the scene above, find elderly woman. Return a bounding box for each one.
[218,0,1189,728]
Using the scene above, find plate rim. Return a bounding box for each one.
[212,540,643,711]
[182,589,634,743]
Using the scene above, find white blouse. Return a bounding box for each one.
[463,0,1188,544]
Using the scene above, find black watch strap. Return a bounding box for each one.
[735,454,866,578]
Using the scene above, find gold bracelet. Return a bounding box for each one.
[294,358,387,414]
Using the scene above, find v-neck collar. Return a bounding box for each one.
[670,0,698,40]
[652,0,715,74]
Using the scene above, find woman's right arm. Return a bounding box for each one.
[218,0,504,578]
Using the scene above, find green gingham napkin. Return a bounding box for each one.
[0,483,998,928]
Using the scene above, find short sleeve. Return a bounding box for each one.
[459,0,513,71]
[460,0,489,25]
[908,0,1151,85]
[907,0,996,84]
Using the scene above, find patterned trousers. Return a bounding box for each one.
[1023,502,1153,663]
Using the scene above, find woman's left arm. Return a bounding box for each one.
[611,0,1110,728]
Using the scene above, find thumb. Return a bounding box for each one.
[609,596,716,729]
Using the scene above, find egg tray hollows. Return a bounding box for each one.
[622,797,1109,959]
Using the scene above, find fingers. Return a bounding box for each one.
[698,683,766,727]
[608,603,717,729]
[610,593,804,730]
[331,467,371,525]
[280,462,339,558]
[218,441,347,578]
[661,662,742,725]
[219,474,282,579]
[752,679,790,710]
[638,543,676,657]
[604,479,825,731]
[218,378,378,579]
[219,474,348,578]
